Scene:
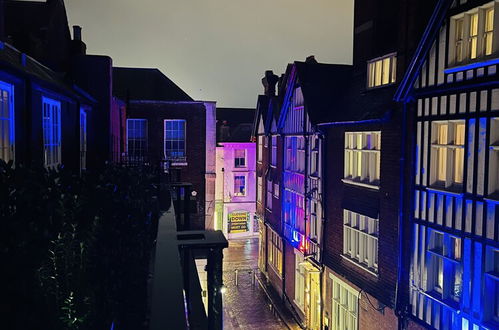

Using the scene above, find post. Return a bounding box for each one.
[207,248,223,330]
[184,184,191,230]
[235,269,239,286]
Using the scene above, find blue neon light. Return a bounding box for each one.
[444,58,499,74]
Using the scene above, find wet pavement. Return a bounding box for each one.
[222,237,287,330]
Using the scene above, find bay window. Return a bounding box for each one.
[42,97,61,168]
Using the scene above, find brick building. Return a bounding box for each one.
[113,67,216,230]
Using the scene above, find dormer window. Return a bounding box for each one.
[367,53,396,88]
[449,2,496,66]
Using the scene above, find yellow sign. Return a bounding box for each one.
[228,211,249,233]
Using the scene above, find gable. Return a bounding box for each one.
[257,114,265,134]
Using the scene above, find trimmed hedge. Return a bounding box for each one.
[0,161,160,330]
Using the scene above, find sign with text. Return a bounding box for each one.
[228,211,249,233]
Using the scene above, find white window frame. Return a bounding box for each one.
[42,97,61,168]
[367,53,397,88]
[0,80,14,163]
[273,182,279,199]
[294,252,306,312]
[257,135,263,163]
[425,229,463,303]
[271,135,277,166]
[266,179,273,211]
[79,108,87,171]
[164,119,186,159]
[448,2,498,67]
[267,228,283,277]
[257,176,263,203]
[342,209,379,274]
[430,120,465,190]
[343,131,381,188]
[234,148,246,168]
[234,174,247,197]
[126,119,148,162]
[329,274,359,330]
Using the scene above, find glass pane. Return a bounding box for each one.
[382,57,390,85]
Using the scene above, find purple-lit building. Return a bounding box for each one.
[215,121,257,238]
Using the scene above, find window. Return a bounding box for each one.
[257,176,263,202]
[488,118,499,199]
[234,149,246,168]
[234,175,246,196]
[311,136,320,175]
[164,119,186,158]
[450,3,496,65]
[295,253,305,311]
[271,135,277,166]
[126,119,148,161]
[274,182,279,199]
[485,247,499,324]
[268,229,283,276]
[79,108,87,170]
[344,131,381,187]
[367,53,396,88]
[266,179,273,210]
[285,136,305,173]
[430,121,465,189]
[257,135,263,162]
[42,97,61,168]
[329,275,359,330]
[343,210,379,273]
[0,81,14,163]
[426,230,462,303]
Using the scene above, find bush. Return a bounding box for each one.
[0,161,160,330]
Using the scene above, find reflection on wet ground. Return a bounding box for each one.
[222,237,286,330]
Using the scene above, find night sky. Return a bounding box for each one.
[64,0,354,108]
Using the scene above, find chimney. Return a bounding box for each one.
[305,55,318,64]
[73,25,82,41]
[262,70,279,97]
[71,25,86,55]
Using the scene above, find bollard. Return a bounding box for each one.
[251,270,256,287]
[235,269,239,286]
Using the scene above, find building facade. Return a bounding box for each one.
[396,0,499,329]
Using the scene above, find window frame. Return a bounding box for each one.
[126,118,148,162]
[42,97,62,168]
[164,119,186,159]
[366,53,397,89]
[0,80,15,163]
[328,273,359,330]
[343,131,381,189]
[234,148,246,168]
[79,107,87,171]
[233,174,247,197]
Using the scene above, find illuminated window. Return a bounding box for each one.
[126,119,147,162]
[271,135,277,166]
[42,97,61,168]
[488,118,499,198]
[426,230,462,303]
[344,131,381,187]
[234,149,246,168]
[79,108,87,170]
[431,121,465,189]
[0,81,14,163]
[311,136,320,175]
[164,119,186,158]
[268,229,282,276]
[234,175,246,196]
[295,253,306,311]
[343,210,379,273]
[266,179,273,210]
[257,176,263,203]
[367,53,396,88]
[329,274,359,330]
[285,136,305,173]
[485,247,499,324]
[450,3,496,65]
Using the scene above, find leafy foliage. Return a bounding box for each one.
[0,160,160,330]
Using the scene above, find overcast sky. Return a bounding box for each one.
[64,0,354,108]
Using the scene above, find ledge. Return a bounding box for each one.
[341,179,380,191]
[444,57,499,74]
[426,186,464,197]
[340,254,379,278]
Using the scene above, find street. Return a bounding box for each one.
[222,238,286,330]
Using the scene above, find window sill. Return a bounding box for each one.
[341,179,380,190]
[340,254,378,278]
[365,82,396,91]
[268,263,283,279]
[265,208,272,213]
[444,56,499,74]
[426,186,464,197]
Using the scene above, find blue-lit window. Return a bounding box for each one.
[79,108,87,170]
[42,97,61,168]
[164,119,186,158]
[266,179,273,210]
[0,81,14,163]
[234,175,246,196]
[488,118,499,199]
[426,229,463,304]
[127,119,148,162]
[271,135,277,166]
[234,149,246,167]
[485,247,499,325]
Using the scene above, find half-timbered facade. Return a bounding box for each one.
[396,0,499,328]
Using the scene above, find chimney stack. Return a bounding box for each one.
[305,55,318,64]
[70,25,86,55]
[262,70,279,97]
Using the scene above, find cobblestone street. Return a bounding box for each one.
[222,237,286,330]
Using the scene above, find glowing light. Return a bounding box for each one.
[220,285,227,294]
